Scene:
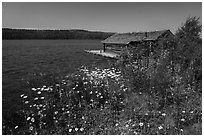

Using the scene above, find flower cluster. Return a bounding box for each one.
[6,64,202,135]
[15,66,128,134]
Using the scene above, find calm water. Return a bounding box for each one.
[2,40,113,114]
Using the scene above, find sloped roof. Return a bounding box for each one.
[101,29,172,44]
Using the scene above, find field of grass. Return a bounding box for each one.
[3,63,201,135]
[2,17,202,135]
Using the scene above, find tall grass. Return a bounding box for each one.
[3,17,202,135]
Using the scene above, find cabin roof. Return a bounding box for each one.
[101,29,173,44]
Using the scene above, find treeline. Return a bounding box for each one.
[2,28,114,40]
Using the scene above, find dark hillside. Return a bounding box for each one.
[2,28,114,40]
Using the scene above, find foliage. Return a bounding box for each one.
[2,16,202,135]
[175,17,202,82]
[116,16,202,135]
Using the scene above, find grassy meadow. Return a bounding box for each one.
[2,17,202,135]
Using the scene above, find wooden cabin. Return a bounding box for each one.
[101,30,174,56]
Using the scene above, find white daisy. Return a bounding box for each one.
[161,113,166,116]
[27,117,31,121]
[158,126,163,130]
[139,122,144,126]
[69,129,72,132]
[80,127,84,131]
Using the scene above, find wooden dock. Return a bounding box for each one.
[84,50,119,59]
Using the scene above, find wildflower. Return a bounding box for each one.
[161,113,166,116]
[90,91,93,94]
[29,105,32,108]
[27,117,31,121]
[139,122,144,126]
[80,127,84,131]
[75,127,78,131]
[44,88,49,91]
[38,111,41,115]
[25,101,29,104]
[20,94,24,97]
[32,88,37,91]
[147,124,150,127]
[62,108,65,111]
[54,111,58,115]
[40,97,45,100]
[31,118,35,122]
[125,124,129,128]
[67,111,70,113]
[49,87,53,90]
[69,128,72,132]
[82,116,85,120]
[181,118,185,122]
[182,110,186,113]
[133,131,138,135]
[23,96,28,99]
[180,129,183,132]
[158,126,163,130]
[29,126,33,131]
[190,111,194,114]
[37,91,41,94]
[56,84,60,87]
[100,96,103,99]
[115,123,119,126]
[15,125,18,129]
[33,104,36,107]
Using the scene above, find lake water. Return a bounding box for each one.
[2,40,114,115]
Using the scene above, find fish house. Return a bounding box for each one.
[101,29,174,55]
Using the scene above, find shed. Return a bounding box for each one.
[101,29,174,54]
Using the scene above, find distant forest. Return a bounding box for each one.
[2,28,114,40]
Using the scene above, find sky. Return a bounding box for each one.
[2,2,202,33]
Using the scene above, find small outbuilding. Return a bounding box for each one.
[101,29,174,55]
